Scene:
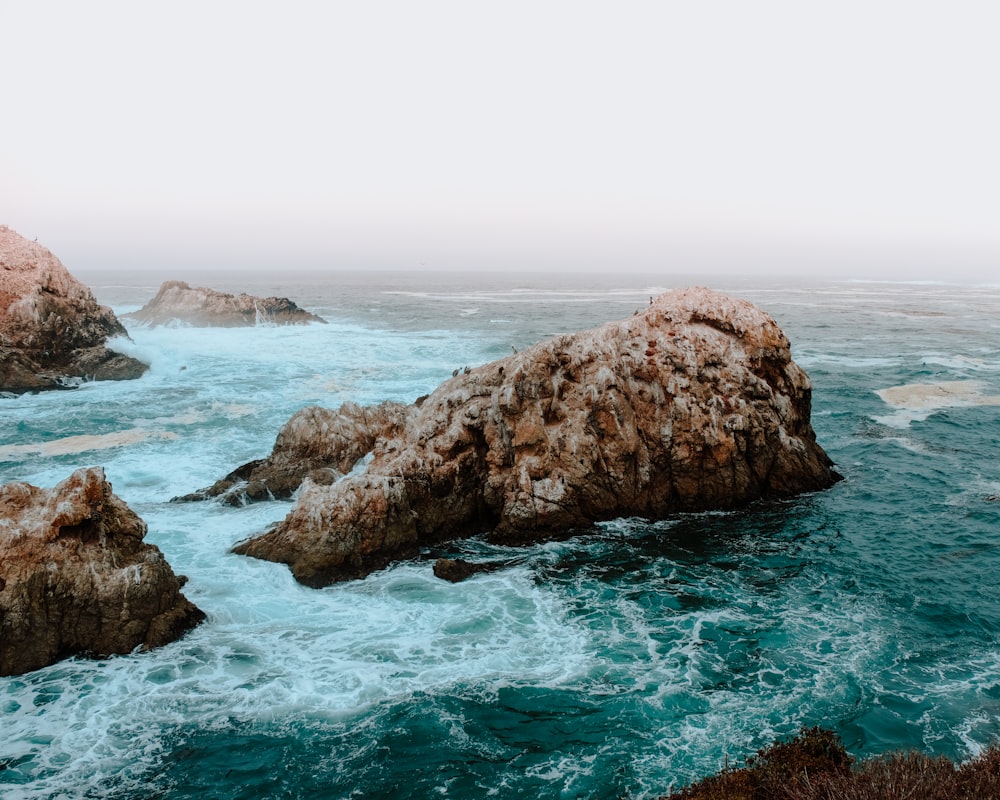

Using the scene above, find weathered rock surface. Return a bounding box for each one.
[0,467,205,676]
[229,287,840,586]
[175,401,411,505]
[124,280,326,327]
[0,225,148,393]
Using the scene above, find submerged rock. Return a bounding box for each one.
[230,287,841,586]
[432,558,504,583]
[124,280,326,327]
[0,225,148,393]
[0,467,205,676]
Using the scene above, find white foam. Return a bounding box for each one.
[0,430,179,460]
[874,381,1000,427]
[0,542,593,796]
[381,287,661,305]
[877,380,1000,410]
[920,354,996,372]
[796,353,900,369]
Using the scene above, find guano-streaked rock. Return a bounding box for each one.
[228,287,840,586]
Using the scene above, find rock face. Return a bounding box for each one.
[176,401,411,505]
[0,467,205,676]
[0,225,148,393]
[124,280,326,327]
[230,287,841,587]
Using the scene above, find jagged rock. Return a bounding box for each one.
[0,467,205,676]
[230,287,841,587]
[124,280,326,327]
[0,225,148,393]
[174,401,411,505]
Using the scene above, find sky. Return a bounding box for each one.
[1,1,998,280]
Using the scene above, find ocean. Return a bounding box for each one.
[2,270,1000,799]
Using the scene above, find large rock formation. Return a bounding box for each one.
[227,287,840,586]
[0,467,205,676]
[0,225,148,393]
[124,280,326,327]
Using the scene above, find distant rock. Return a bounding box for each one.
[0,225,148,394]
[124,280,326,327]
[0,467,205,676]
[226,287,840,587]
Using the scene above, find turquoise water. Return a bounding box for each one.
[2,272,1000,799]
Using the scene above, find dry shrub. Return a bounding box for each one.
[952,745,1000,799]
[665,733,1000,800]
[797,751,959,800]
[666,727,852,800]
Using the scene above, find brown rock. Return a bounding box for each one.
[124,280,326,327]
[432,558,503,582]
[231,287,841,587]
[0,467,205,676]
[0,225,148,393]
[175,401,411,504]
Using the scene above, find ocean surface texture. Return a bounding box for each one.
[2,272,999,799]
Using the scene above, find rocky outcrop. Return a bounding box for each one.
[229,287,840,587]
[175,401,411,505]
[124,280,326,327]
[0,467,205,676]
[0,225,148,393]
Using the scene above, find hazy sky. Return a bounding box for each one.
[1,1,998,279]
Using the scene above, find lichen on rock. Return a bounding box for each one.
[0,467,205,676]
[225,287,840,586]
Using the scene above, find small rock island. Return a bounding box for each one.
[215,287,840,586]
[0,225,148,393]
[0,467,204,676]
[124,280,325,327]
